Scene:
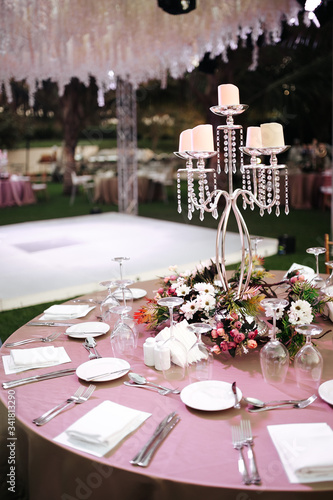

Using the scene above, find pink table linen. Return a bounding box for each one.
[0,275,333,500]
[0,178,36,207]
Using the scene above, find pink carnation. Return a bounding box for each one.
[234,332,245,343]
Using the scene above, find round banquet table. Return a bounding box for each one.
[1,273,333,500]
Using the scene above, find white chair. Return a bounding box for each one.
[147,165,174,202]
[70,171,95,205]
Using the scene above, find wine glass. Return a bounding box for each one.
[187,323,213,382]
[99,280,119,326]
[110,304,136,360]
[260,298,290,384]
[306,247,326,285]
[111,257,134,308]
[157,297,187,382]
[251,236,264,271]
[294,324,323,390]
[325,261,333,287]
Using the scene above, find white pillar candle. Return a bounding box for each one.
[246,127,262,148]
[179,129,192,152]
[218,84,240,106]
[260,122,285,148]
[192,124,214,151]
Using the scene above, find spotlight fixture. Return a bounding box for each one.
[158,0,196,15]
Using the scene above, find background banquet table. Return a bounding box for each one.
[0,274,333,500]
[0,177,36,207]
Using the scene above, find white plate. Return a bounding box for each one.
[76,357,130,382]
[65,322,110,338]
[180,380,242,411]
[130,288,147,300]
[318,380,333,405]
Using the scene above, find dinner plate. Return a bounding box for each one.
[130,288,147,300]
[65,322,110,338]
[318,379,333,405]
[76,357,130,382]
[180,380,242,411]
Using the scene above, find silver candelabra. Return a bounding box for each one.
[175,104,290,298]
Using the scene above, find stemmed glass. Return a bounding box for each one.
[294,324,323,390]
[111,257,134,308]
[110,303,137,359]
[251,236,264,271]
[157,297,187,382]
[325,261,333,287]
[306,247,326,285]
[99,280,119,326]
[260,298,290,384]
[187,323,213,382]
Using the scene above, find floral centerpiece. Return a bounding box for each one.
[135,259,332,358]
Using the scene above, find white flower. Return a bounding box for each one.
[168,265,178,273]
[197,293,216,311]
[180,300,199,320]
[194,282,216,295]
[288,300,313,325]
[264,306,285,320]
[176,284,191,297]
[172,278,185,289]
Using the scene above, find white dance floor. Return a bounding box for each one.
[0,213,278,311]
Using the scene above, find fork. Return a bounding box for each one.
[5,331,61,347]
[32,386,85,424]
[34,385,96,425]
[231,425,251,485]
[240,420,261,484]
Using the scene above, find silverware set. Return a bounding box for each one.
[33,384,96,425]
[4,331,62,347]
[232,420,261,485]
[247,394,317,412]
[2,368,76,389]
[83,337,102,359]
[131,411,180,467]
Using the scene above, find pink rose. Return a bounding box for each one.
[217,327,225,336]
[230,312,238,320]
[233,321,242,329]
[248,329,258,340]
[168,288,176,296]
[157,287,164,294]
[230,328,239,337]
[215,321,223,329]
[234,332,245,343]
[211,345,221,355]
[164,277,170,283]
[220,341,229,352]
[211,329,218,339]
[290,276,297,284]
[248,339,257,349]
[228,341,237,349]
[298,275,305,282]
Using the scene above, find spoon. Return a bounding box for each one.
[244,396,314,408]
[128,372,180,394]
[231,381,241,409]
[248,394,317,412]
[84,337,102,359]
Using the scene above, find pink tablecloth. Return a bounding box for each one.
[0,276,333,500]
[0,178,36,207]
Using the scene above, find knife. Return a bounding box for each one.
[130,411,176,465]
[2,368,76,389]
[136,415,180,467]
[28,322,75,327]
[85,368,129,381]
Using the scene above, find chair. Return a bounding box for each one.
[30,172,48,199]
[319,170,332,210]
[324,233,333,273]
[70,171,95,205]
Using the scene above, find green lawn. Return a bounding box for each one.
[0,180,331,343]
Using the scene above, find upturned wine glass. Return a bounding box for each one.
[306,247,326,285]
[110,304,136,360]
[294,323,323,390]
[260,298,290,384]
[111,257,134,308]
[157,297,187,382]
[187,323,213,382]
[325,261,333,287]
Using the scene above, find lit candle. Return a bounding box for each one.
[178,129,192,152]
[218,84,240,106]
[192,124,214,152]
[246,127,262,148]
[260,122,285,148]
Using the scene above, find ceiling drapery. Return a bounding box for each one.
[0,0,302,100]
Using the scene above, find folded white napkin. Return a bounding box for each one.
[155,319,206,367]
[2,346,71,374]
[284,263,315,282]
[268,423,333,483]
[40,304,95,320]
[54,400,151,457]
